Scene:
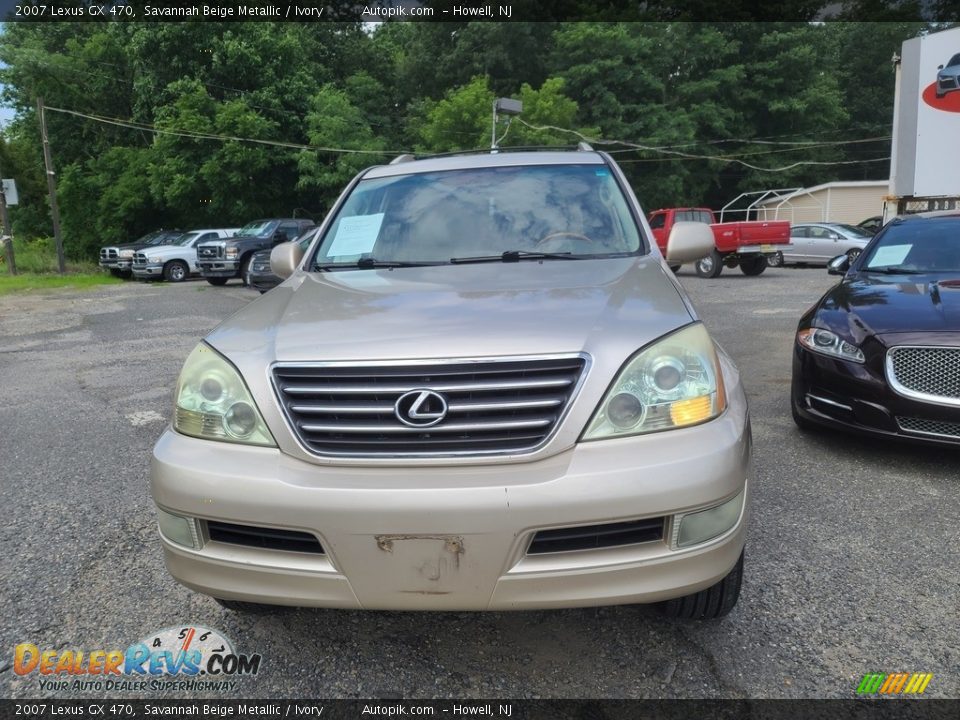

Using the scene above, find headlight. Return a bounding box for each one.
[119,249,134,258]
[797,327,864,363]
[172,343,276,446]
[148,256,163,263]
[583,323,726,440]
[225,247,239,259]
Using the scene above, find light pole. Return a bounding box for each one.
[491,97,523,152]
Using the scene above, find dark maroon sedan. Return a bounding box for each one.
[791,212,960,447]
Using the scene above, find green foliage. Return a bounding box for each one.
[0,20,942,260]
[297,83,388,200]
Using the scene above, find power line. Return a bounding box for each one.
[43,105,410,156]
[517,119,891,172]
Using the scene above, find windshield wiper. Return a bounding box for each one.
[450,250,578,265]
[315,257,441,271]
[864,266,925,274]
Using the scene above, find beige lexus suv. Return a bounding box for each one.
[151,149,751,618]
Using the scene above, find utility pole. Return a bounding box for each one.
[37,97,65,273]
[0,162,15,275]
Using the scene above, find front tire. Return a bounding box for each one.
[694,249,723,279]
[206,277,229,286]
[739,255,767,276]
[845,248,861,265]
[164,260,189,282]
[109,268,123,278]
[240,255,253,287]
[767,251,784,268]
[658,550,743,619]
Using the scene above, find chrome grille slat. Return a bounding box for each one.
[281,377,577,395]
[273,356,587,457]
[887,346,960,406]
[299,418,554,434]
[289,397,565,414]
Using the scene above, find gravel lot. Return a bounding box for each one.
[2,267,958,700]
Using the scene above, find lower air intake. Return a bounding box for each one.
[206,521,324,554]
[528,517,665,554]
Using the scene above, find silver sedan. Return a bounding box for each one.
[779,222,873,266]
[936,53,960,99]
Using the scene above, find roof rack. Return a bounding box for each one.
[577,141,594,152]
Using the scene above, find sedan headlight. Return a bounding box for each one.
[172,343,276,446]
[797,327,865,363]
[583,323,726,440]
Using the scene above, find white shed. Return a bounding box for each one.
[753,181,888,224]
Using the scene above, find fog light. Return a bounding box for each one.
[156,507,199,549]
[676,490,744,548]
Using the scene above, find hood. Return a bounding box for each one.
[206,257,694,371]
[137,244,187,257]
[816,274,960,342]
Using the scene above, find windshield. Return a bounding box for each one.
[236,220,278,237]
[312,164,643,268]
[175,232,201,247]
[861,219,960,273]
[834,224,873,238]
[147,232,182,246]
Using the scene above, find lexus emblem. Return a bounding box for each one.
[394,389,448,428]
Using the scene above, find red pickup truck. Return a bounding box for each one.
[647,208,790,278]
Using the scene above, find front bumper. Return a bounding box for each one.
[132,264,163,278]
[199,260,239,278]
[792,342,960,447]
[151,398,751,611]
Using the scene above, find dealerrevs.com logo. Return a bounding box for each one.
[13,625,262,693]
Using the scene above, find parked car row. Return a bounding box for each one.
[132,228,238,282]
[99,218,317,286]
[99,230,185,277]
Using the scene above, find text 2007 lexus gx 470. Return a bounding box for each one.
[151,149,752,619]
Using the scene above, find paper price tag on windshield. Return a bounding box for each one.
[328,213,385,257]
[870,244,911,267]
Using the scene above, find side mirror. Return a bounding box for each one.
[939,64,944,70]
[271,241,303,280]
[827,254,850,276]
[665,221,715,264]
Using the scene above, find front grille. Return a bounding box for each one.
[206,520,324,554]
[887,346,960,405]
[273,356,587,457]
[133,252,147,268]
[528,517,665,554]
[197,245,222,259]
[897,416,960,440]
[100,248,118,261]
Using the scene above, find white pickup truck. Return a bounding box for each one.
[132,228,239,282]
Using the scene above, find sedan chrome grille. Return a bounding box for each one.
[886,346,960,407]
[273,355,588,457]
[897,416,960,441]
